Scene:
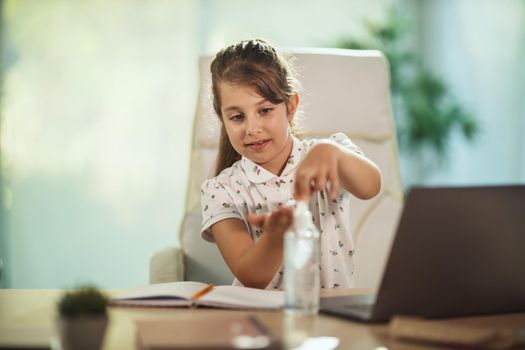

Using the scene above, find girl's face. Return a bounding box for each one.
[219,82,298,175]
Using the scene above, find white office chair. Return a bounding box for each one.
[150,48,403,288]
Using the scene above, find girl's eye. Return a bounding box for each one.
[229,114,243,121]
[260,108,273,115]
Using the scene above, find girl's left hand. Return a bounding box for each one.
[247,206,294,242]
[294,142,342,201]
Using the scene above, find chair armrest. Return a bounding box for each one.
[149,246,184,284]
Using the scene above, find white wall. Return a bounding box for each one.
[1,0,198,287]
[198,0,393,53]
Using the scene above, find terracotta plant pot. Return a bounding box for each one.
[57,315,108,350]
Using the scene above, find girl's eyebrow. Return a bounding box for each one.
[223,99,270,113]
[223,105,241,113]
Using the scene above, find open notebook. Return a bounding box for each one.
[111,281,284,310]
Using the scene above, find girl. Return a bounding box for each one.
[200,39,381,289]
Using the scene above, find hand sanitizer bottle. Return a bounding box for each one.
[284,201,320,315]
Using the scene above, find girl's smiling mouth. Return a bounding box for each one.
[245,139,270,151]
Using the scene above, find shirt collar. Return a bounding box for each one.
[241,136,302,183]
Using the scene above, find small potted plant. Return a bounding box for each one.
[57,286,109,350]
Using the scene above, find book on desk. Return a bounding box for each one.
[110,281,284,310]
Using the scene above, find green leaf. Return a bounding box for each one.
[331,8,479,161]
[58,285,108,318]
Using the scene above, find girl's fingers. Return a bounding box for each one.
[266,207,294,236]
[247,213,268,228]
[248,208,294,237]
[329,171,338,200]
[278,207,294,225]
[316,172,327,192]
[294,163,339,201]
[294,171,312,200]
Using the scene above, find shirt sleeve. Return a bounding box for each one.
[329,132,364,156]
[200,178,243,242]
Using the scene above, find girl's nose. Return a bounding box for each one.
[246,117,262,136]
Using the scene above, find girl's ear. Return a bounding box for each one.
[287,92,300,122]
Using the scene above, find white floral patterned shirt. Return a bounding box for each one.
[200,133,363,289]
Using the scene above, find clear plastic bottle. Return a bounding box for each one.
[284,201,320,315]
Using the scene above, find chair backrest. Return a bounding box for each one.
[182,48,403,288]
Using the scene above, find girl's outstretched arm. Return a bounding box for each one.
[294,142,381,201]
[211,207,293,289]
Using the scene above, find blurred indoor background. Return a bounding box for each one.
[0,0,524,288]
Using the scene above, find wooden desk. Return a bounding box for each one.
[1,289,524,349]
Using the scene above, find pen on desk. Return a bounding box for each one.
[190,284,214,301]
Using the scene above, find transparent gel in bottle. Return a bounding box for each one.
[284,201,320,315]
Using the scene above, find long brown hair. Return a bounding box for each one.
[210,39,299,176]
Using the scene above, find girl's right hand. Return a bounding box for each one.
[247,206,294,242]
[294,142,342,201]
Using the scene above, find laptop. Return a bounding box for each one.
[320,185,525,322]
